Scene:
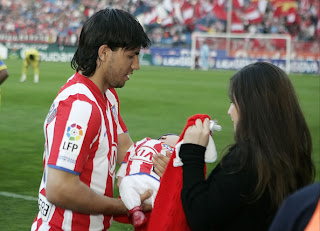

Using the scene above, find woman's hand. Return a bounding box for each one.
[183,118,210,147]
[153,151,171,177]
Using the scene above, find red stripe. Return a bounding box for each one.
[40,188,45,196]
[134,139,150,153]
[36,218,42,230]
[49,208,64,230]
[71,213,90,230]
[73,94,101,173]
[47,96,74,166]
[140,162,153,174]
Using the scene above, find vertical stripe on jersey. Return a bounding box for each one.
[89,214,104,231]
[49,208,64,230]
[62,210,73,230]
[56,100,92,171]
[104,102,116,195]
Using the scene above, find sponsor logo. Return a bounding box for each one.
[38,193,53,222]
[58,155,76,164]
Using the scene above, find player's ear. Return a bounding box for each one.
[98,45,110,61]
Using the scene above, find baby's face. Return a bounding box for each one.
[158,135,180,147]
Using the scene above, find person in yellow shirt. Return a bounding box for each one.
[20,48,41,83]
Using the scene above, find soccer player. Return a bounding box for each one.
[20,48,40,83]
[116,134,179,228]
[31,8,169,231]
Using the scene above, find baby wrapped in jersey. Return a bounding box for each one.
[116,134,180,228]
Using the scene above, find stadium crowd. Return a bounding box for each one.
[0,0,319,47]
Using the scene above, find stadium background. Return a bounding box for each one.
[0,0,319,230]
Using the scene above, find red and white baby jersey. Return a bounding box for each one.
[117,138,175,210]
[119,138,175,181]
[31,72,127,231]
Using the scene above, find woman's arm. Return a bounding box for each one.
[181,144,254,230]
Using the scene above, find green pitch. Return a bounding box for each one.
[0,60,319,230]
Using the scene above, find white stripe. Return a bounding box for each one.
[0,191,37,201]
[62,210,73,231]
[57,101,92,171]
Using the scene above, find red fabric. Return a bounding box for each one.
[233,0,244,9]
[147,114,210,231]
[113,212,151,231]
[113,194,151,231]
[212,4,227,20]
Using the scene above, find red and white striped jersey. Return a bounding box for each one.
[121,138,175,181]
[31,72,127,231]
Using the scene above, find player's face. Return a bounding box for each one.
[228,102,239,131]
[105,47,140,88]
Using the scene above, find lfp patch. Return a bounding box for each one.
[66,123,83,141]
[59,121,86,164]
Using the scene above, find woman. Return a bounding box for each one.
[180,62,315,231]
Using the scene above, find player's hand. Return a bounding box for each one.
[184,118,210,147]
[140,189,153,212]
[153,151,171,177]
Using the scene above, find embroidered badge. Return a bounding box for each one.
[46,103,57,123]
[66,123,83,141]
[111,105,118,123]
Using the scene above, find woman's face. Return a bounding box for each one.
[228,102,239,131]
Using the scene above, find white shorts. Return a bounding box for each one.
[119,174,160,210]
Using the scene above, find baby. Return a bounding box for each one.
[116,134,179,228]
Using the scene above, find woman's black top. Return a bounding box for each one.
[180,143,274,231]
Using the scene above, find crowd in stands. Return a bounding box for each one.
[0,0,319,47]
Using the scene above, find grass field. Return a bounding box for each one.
[0,59,319,230]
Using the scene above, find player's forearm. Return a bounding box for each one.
[46,167,128,215]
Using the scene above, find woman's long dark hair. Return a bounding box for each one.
[228,62,315,211]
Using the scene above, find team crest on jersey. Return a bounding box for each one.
[110,105,118,123]
[162,143,174,152]
[46,103,57,123]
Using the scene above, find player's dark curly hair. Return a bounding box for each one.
[71,8,151,77]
